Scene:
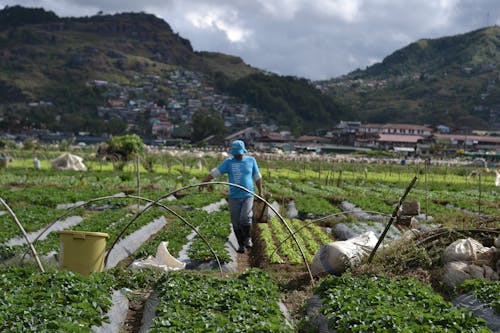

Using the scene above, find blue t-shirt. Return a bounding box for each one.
[210,155,261,198]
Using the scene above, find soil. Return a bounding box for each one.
[122,291,150,333]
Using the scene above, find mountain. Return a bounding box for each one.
[323,26,500,130]
[1,6,498,137]
[0,5,352,137]
[0,6,258,102]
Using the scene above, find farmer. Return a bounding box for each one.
[200,140,263,253]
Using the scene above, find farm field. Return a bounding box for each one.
[0,148,498,332]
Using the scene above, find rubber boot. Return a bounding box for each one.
[242,225,252,248]
[234,226,245,253]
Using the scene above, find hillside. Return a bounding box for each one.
[321,26,500,130]
[221,73,352,134]
[0,6,352,137]
[0,6,259,100]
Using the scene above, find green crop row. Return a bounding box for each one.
[312,275,491,332]
[187,210,232,263]
[0,265,115,332]
[257,223,284,264]
[150,269,293,332]
[135,209,210,258]
[294,195,341,217]
[266,217,333,265]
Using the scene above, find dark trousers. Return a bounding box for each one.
[229,197,253,247]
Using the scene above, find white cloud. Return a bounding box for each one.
[255,0,302,20]
[311,0,361,22]
[186,9,250,43]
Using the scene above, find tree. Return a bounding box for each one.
[106,118,127,135]
[191,109,226,143]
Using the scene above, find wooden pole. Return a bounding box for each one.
[368,176,418,263]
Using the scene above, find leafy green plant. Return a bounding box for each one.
[150,269,293,332]
[311,275,490,332]
[0,265,115,332]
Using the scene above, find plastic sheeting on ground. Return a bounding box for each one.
[306,294,336,333]
[92,289,129,333]
[5,216,83,246]
[453,293,500,332]
[106,216,167,268]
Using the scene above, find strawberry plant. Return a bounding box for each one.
[187,210,231,263]
[312,275,491,332]
[0,265,115,332]
[150,269,293,332]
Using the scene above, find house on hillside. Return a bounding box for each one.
[326,121,362,145]
[152,120,173,139]
[293,135,331,153]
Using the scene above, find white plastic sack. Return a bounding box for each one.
[442,261,471,287]
[441,238,492,264]
[442,262,499,288]
[130,241,186,272]
[311,231,378,276]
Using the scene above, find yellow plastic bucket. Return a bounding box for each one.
[58,230,109,275]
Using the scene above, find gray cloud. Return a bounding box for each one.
[1,0,499,80]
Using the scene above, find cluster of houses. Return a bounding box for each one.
[6,68,499,159]
[90,69,262,139]
[223,122,500,159]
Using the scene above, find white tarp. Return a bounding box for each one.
[51,153,87,171]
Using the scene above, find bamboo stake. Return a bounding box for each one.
[368,176,418,263]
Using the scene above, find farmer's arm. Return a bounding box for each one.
[255,177,263,197]
[252,157,263,197]
[200,161,226,190]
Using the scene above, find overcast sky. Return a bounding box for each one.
[1,0,499,80]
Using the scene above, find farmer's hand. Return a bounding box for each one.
[199,183,214,192]
[199,175,214,192]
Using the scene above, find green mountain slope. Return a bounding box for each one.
[0,6,258,103]
[222,73,352,134]
[324,26,500,129]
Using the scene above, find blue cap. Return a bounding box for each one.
[230,140,247,155]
